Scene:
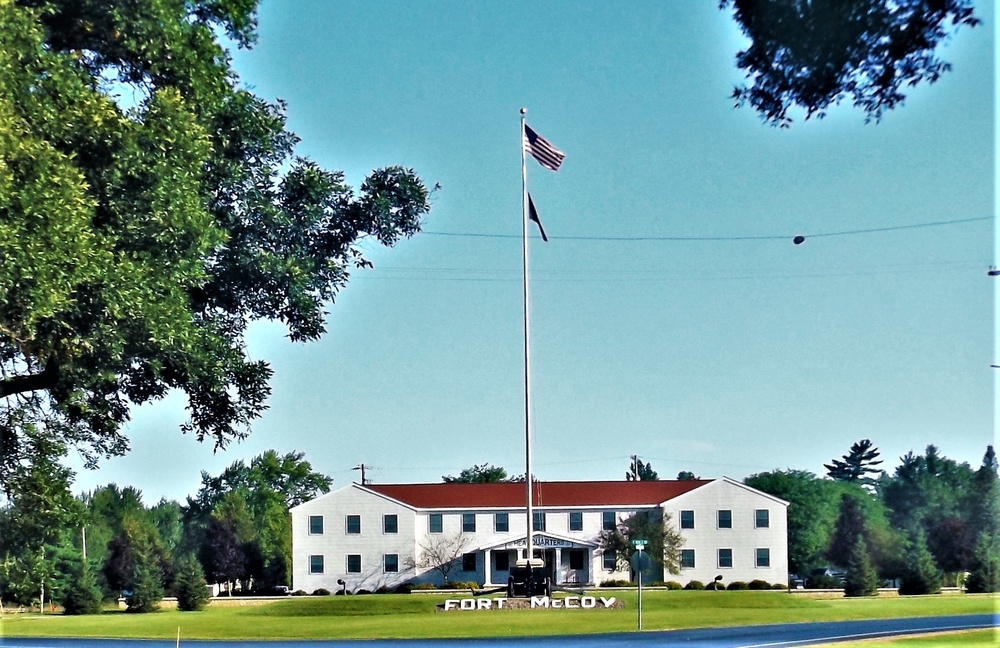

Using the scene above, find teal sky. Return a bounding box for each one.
[70,1,996,501]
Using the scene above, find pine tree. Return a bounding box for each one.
[174,555,211,612]
[60,561,104,615]
[898,532,942,595]
[964,534,999,594]
[125,553,163,613]
[844,536,879,597]
[825,439,883,487]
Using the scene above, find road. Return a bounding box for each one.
[1,614,995,647]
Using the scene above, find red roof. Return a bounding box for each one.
[364,480,711,509]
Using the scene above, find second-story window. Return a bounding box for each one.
[308,515,324,535]
[462,513,476,533]
[383,514,398,534]
[569,511,583,531]
[532,511,546,532]
[602,511,616,531]
[346,515,361,534]
[495,512,509,533]
[429,513,443,533]
[680,510,695,529]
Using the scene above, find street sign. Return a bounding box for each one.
[633,539,647,548]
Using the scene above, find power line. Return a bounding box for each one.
[422,215,991,242]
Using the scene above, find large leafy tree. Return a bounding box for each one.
[442,464,509,484]
[0,428,83,606]
[720,0,980,126]
[184,450,330,589]
[0,0,429,479]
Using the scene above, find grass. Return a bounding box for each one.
[811,629,998,647]
[0,591,995,640]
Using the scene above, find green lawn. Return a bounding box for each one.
[0,591,995,640]
[811,629,998,647]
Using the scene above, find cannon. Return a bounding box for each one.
[506,558,551,598]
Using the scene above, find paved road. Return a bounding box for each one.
[1,614,995,647]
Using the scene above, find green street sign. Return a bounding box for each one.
[633,539,647,548]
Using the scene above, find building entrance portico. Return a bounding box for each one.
[480,532,597,587]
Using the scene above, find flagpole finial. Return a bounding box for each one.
[520,107,527,115]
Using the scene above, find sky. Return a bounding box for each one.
[68,0,996,503]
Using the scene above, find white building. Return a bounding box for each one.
[290,478,788,593]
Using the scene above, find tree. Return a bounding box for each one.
[827,493,868,569]
[184,450,330,590]
[843,536,879,597]
[442,464,509,484]
[676,471,700,481]
[199,517,245,595]
[964,534,998,594]
[898,531,942,595]
[745,470,840,576]
[720,0,980,126]
[60,561,103,615]
[598,511,683,580]
[174,554,211,611]
[0,0,430,479]
[625,456,658,481]
[825,439,884,488]
[407,532,471,585]
[0,427,83,607]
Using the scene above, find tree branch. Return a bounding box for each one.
[0,362,58,398]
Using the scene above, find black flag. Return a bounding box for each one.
[527,194,548,242]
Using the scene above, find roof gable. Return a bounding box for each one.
[364,480,711,510]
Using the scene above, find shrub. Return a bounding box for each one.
[174,556,210,612]
[355,589,372,595]
[772,582,787,590]
[374,586,392,594]
[412,583,437,591]
[704,581,722,590]
[394,583,413,594]
[662,581,683,590]
[599,579,635,587]
[684,580,705,590]
[726,581,749,590]
[312,588,331,596]
[748,579,771,590]
[291,590,308,596]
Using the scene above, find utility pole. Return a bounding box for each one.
[353,463,369,485]
[629,455,640,481]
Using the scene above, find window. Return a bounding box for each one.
[308,515,324,535]
[718,548,733,568]
[533,511,546,532]
[603,551,617,571]
[462,553,477,572]
[569,551,585,570]
[680,510,695,529]
[717,510,732,529]
[309,554,324,574]
[495,512,509,533]
[347,554,361,573]
[346,514,361,534]
[755,509,770,528]
[383,514,398,534]
[602,511,616,531]
[384,554,399,573]
[569,511,583,531]
[756,548,771,568]
[462,513,476,533]
[495,551,510,571]
[680,549,695,569]
[429,513,443,533]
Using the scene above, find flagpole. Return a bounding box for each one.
[519,107,535,566]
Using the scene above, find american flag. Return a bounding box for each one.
[523,124,565,172]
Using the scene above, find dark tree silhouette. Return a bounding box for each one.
[825,439,884,486]
[720,0,979,126]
